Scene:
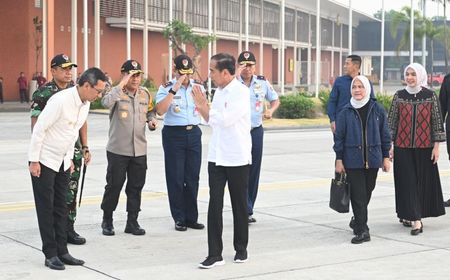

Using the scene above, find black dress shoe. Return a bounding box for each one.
[175,221,187,231]
[59,253,85,265]
[45,256,65,270]
[125,220,146,235]
[444,199,450,207]
[411,221,423,236]
[67,230,86,245]
[351,231,371,244]
[186,221,205,230]
[248,216,257,224]
[102,219,115,236]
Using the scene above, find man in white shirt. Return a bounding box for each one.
[192,53,252,269]
[29,68,107,270]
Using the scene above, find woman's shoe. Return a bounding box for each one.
[399,219,412,227]
[411,221,423,236]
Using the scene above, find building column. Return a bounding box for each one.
[71,0,77,81]
[280,0,285,95]
[259,0,264,74]
[126,0,131,60]
[315,0,321,97]
[83,0,88,70]
[168,0,173,80]
[143,0,148,78]
[94,0,100,67]
[208,0,212,91]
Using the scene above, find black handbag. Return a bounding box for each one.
[329,172,350,213]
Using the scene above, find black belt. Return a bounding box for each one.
[251,125,262,131]
[166,125,198,130]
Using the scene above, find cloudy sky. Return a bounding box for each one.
[334,0,446,18]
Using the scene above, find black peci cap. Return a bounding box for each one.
[237,51,256,65]
[121,60,143,74]
[174,55,194,75]
[51,54,77,68]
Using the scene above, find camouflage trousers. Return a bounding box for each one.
[67,140,83,230]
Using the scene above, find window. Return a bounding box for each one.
[263,1,279,39]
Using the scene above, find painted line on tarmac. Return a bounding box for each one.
[1,169,449,213]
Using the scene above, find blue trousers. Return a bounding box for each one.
[162,125,202,223]
[248,125,264,215]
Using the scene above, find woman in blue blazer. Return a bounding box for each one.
[334,75,391,244]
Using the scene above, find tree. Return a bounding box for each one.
[163,20,216,82]
[32,16,43,77]
[431,0,450,72]
[389,7,423,58]
[417,18,445,85]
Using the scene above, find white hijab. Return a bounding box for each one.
[350,75,371,109]
[404,63,428,94]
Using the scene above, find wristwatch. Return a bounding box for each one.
[169,88,177,95]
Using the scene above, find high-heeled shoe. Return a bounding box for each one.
[410,221,423,236]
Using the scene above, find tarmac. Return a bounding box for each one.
[1,107,450,280]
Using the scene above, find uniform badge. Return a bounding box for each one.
[182,59,189,67]
[120,111,128,119]
[174,105,181,113]
[244,52,250,59]
[131,61,138,69]
[62,54,69,61]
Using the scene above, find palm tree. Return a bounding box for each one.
[389,7,423,58]
[417,18,445,85]
[431,0,449,72]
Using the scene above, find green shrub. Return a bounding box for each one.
[276,94,314,119]
[318,90,331,114]
[90,98,105,110]
[375,93,393,113]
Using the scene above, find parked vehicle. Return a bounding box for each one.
[428,73,445,87]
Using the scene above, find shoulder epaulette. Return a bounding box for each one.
[163,81,174,88]
[256,75,266,80]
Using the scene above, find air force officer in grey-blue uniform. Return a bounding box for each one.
[237,51,280,223]
[156,55,205,232]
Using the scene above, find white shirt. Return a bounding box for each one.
[29,86,90,172]
[208,77,252,166]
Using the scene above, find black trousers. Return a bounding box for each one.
[162,126,202,224]
[346,168,378,235]
[248,125,263,215]
[207,162,249,257]
[31,163,70,259]
[19,89,28,102]
[101,151,147,214]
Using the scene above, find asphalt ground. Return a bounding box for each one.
[1,112,450,280]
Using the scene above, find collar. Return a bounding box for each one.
[73,86,84,106]
[238,75,256,87]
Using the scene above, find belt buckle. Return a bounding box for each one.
[186,125,193,130]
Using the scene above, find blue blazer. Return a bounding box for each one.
[334,100,391,169]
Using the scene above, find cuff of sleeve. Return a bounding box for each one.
[335,153,343,160]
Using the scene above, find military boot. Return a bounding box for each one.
[67,223,86,245]
[101,211,115,236]
[124,212,146,235]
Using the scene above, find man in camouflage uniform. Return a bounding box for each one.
[30,54,90,245]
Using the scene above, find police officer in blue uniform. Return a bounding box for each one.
[237,51,280,223]
[156,54,205,231]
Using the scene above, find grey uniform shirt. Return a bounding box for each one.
[102,85,155,157]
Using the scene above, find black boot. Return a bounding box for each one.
[101,211,115,236]
[67,222,86,245]
[124,212,146,235]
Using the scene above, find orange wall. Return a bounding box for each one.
[0,0,41,101]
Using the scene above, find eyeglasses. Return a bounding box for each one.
[91,85,108,95]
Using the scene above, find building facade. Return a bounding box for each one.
[0,0,375,101]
